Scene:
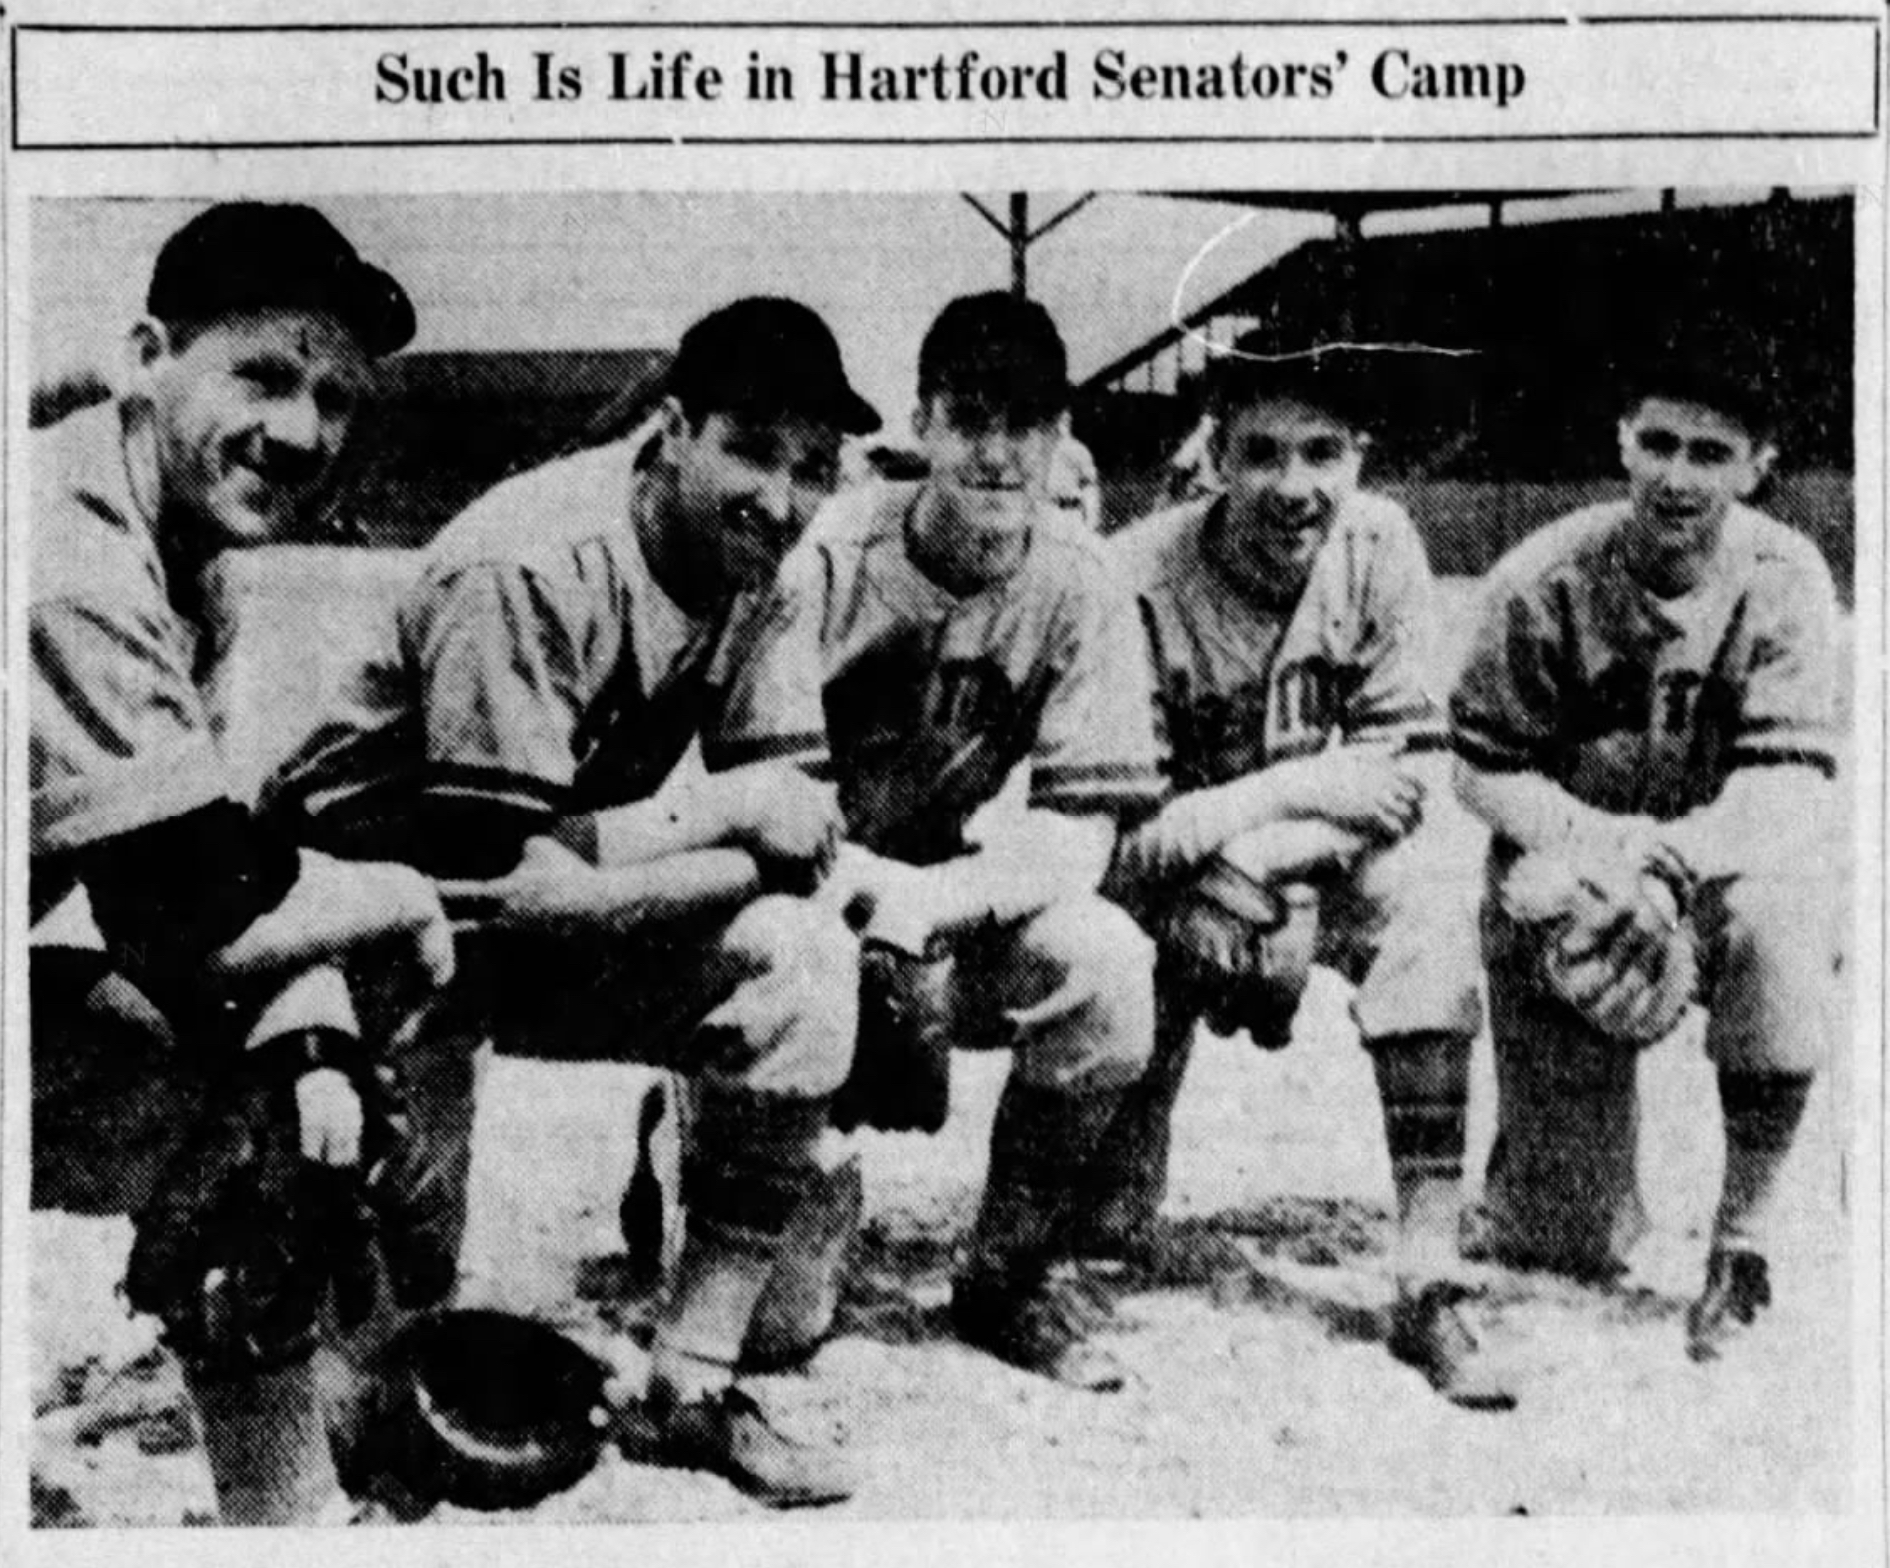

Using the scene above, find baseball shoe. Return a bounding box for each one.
[950,1273,1127,1392]
[1686,1249,1771,1363]
[616,1384,855,1509]
[1388,1281,1518,1411]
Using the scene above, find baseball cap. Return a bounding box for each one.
[667,296,880,437]
[1614,318,1777,443]
[147,202,416,358]
[1209,319,1474,435]
[918,292,1070,423]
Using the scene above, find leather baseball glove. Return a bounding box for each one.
[1497,844,1700,1046]
[1163,850,1321,1050]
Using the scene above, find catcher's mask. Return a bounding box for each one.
[359,1309,614,1511]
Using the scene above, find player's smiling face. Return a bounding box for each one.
[1618,397,1773,585]
[1214,397,1364,592]
[139,308,369,551]
[914,392,1062,566]
[664,406,843,597]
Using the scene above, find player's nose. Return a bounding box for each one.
[752,469,796,524]
[1275,455,1322,498]
[263,390,324,454]
[969,426,1013,469]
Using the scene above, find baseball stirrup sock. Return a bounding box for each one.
[1713,1070,1813,1255]
[652,1229,777,1401]
[1370,1034,1472,1277]
[183,1358,342,1525]
[966,1082,1124,1287]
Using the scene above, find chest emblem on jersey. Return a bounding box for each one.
[825,632,1044,861]
[1164,656,1359,790]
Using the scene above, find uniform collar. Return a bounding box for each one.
[1598,504,1744,645]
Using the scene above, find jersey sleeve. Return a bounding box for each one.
[398,557,606,818]
[701,548,832,779]
[1029,572,1166,819]
[1344,516,1448,752]
[1730,548,1841,777]
[30,591,235,855]
[1449,572,1563,774]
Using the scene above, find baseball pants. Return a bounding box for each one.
[1480,863,1840,1275]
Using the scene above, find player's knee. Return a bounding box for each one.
[722,894,855,988]
[1713,870,1837,979]
[715,895,859,1098]
[1017,896,1156,1078]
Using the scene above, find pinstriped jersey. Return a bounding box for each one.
[711,482,1164,866]
[1112,490,1445,796]
[1450,499,1840,822]
[265,430,725,830]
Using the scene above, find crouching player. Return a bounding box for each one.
[29,202,459,1523]
[1450,329,1842,1361]
[712,293,1163,1391]
[1074,333,1514,1409]
[265,299,881,1507]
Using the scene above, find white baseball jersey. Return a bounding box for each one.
[712,482,1164,865]
[1451,499,1840,826]
[1112,489,1446,797]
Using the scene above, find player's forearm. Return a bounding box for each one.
[1661,767,1834,880]
[207,852,441,980]
[1451,759,1622,853]
[1111,769,1297,887]
[585,785,739,868]
[441,843,764,937]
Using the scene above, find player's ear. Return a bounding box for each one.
[658,395,694,446]
[1616,418,1637,469]
[1740,440,1778,497]
[124,319,170,392]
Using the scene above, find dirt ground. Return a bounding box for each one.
[30,964,1855,1527]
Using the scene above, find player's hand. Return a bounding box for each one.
[853,859,978,957]
[1286,751,1426,841]
[209,852,455,990]
[1610,816,1698,913]
[713,764,844,880]
[294,1066,364,1167]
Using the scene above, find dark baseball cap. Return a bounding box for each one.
[1613,318,1778,443]
[1210,320,1475,435]
[147,202,416,358]
[667,296,880,437]
[918,292,1069,422]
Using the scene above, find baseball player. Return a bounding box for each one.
[710,293,1163,1391]
[1075,330,1514,1409]
[29,203,457,1524]
[265,297,880,1508]
[1451,326,1840,1361]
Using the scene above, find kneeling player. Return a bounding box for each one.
[714,294,1163,1391]
[1077,332,1512,1409]
[266,298,881,1507]
[1451,327,1841,1361]
[30,203,458,1524]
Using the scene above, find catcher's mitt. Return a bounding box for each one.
[830,939,955,1134]
[1163,852,1320,1050]
[1497,847,1699,1046]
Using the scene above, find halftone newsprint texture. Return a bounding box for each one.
[2,3,1886,1567]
